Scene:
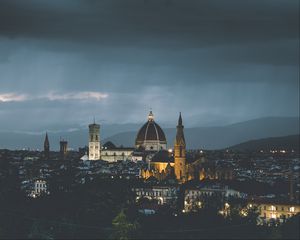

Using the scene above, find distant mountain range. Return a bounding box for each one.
[103,117,299,150]
[0,117,298,150]
[228,134,299,151]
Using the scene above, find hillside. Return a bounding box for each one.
[0,117,299,150]
[228,135,300,151]
[104,117,299,150]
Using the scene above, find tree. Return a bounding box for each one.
[244,206,259,225]
[110,209,139,240]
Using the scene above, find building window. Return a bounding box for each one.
[290,207,295,212]
[281,207,284,211]
[270,206,276,211]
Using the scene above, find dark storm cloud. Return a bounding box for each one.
[0,0,299,132]
[0,0,298,62]
[0,0,298,78]
[0,0,298,48]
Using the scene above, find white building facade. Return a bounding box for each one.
[29,180,48,198]
[89,122,100,160]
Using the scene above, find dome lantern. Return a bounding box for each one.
[148,110,154,121]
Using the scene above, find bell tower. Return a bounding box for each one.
[60,138,68,160]
[89,119,100,160]
[174,112,186,183]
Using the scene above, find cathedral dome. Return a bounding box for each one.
[135,111,167,151]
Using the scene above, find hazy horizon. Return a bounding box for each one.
[0,116,298,151]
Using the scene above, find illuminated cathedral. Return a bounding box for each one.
[140,111,233,183]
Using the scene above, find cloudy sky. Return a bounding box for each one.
[0,0,299,133]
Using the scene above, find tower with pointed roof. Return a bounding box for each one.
[44,132,50,160]
[174,112,186,182]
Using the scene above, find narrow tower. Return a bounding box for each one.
[89,120,100,160]
[44,132,50,160]
[174,112,186,183]
[60,139,68,159]
[289,168,294,202]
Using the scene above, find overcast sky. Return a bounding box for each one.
[0,0,299,132]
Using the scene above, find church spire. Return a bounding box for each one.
[44,132,49,148]
[174,112,186,183]
[175,112,185,146]
[178,112,182,126]
[44,132,50,160]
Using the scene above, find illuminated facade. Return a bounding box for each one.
[134,186,179,205]
[29,180,48,198]
[101,141,134,162]
[174,113,186,182]
[140,113,186,181]
[140,112,234,183]
[184,186,242,212]
[247,201,300,224]
[89,122,100,160]
[140,149,175,180]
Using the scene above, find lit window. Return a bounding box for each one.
[270,213,277,219]
[290,207,295,212]
[270,206,276,211]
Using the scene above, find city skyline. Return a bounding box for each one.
[0,1,299,239]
